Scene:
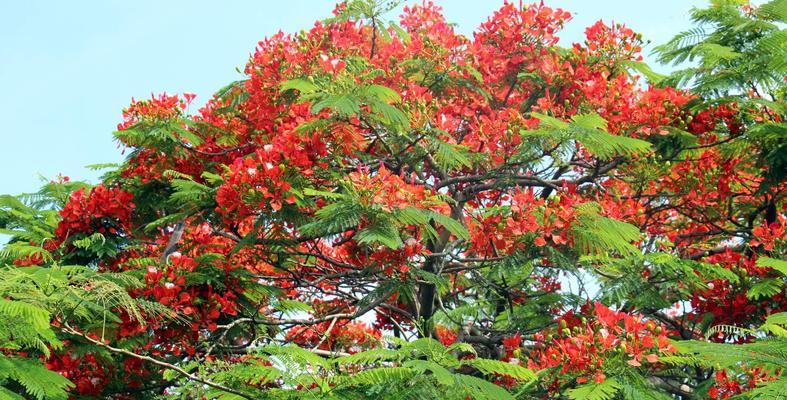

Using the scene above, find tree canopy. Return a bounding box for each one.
[0,0,785,399]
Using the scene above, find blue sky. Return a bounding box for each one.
[0,0,705,195]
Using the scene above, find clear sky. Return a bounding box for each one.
[0,0,706,195]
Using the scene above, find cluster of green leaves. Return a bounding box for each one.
[585,252,739,311]
[570,202,643,256]
[299,181,467,250]
[656,0,786,96]
[164,338,536,400]
[281,64,410,134]
[527,112,653,160]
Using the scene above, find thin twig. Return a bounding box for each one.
[311,317,339,351]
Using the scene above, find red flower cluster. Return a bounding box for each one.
[368,238,424,275]
[688,104,742,137]
[709,368,775,399]
[349,165,446,213]
[142,253,239,333]
[467,189,581,256]
[286,321,381,354]
[751,216,785,251]
[690,250,787,334]
[216,146,296,217]
[473,2,571,87]
[584,21,641,57]
[117,93,186,131]
[435,324,458,346]
[528,303,675,385]
[45,351,110,396]
[54,185,135,241]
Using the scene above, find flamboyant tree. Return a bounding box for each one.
[0,0,785,399]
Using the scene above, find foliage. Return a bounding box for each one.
[0,0,784,399]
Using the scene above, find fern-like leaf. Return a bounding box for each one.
[566,378,621,400]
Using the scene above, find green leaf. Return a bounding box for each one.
[336,349,402,366]
[389,22,411,44]
[364,84,401,103]
[762,312,787,337]
[0,356,72,400]
[617,374,672,400]
[356,222,403,249]
[571,113,608,131]
[620,60,667,84]
[464,65,484,83]
[369,100,410,128]
[567,378,621,400]
[460,359,536,382]
[745,377,787,399]
[71,232,106,249]
[0,299,51,333]
[280,78,319,93]
[531,112,569,130]
[757,257,787,276]
[748,278,784,300]
[428,211,469,241]
[0,386,26,400]
[691,43,741,62]
[452,374,515,400]
[299,200,363,237]
[531,112,652,159]
[303,187,345,199]
[757,0,787,21]
[261,344,329,369]
[312,93,363,116]
[403,359,455,387]
[572,203,641,255]
[273,299,314,316]
[430,137,473,172]
[338,367,416,387]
